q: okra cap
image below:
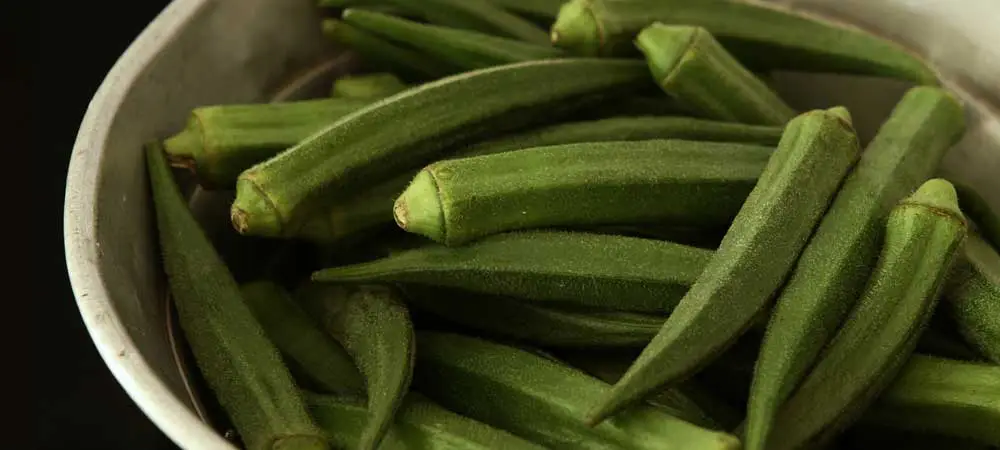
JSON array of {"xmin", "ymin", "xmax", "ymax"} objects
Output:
[
  {"xmin": 635, "ymin": 23, "xmax": 701, "ymax": 86},
  {"xmin": 232, "ymin": 178, "xmax": 285, "ymax": 237},
  {"xmin": 393, "ymin": 170, "xmax": 446, "ymax": 243},
  {"xmin": 899, "ymin": 178, "xmax": 966, "ymax": 223},
  {"xmin": 551, "ymin": 0, "xmax": 603, "ymax": 55}
]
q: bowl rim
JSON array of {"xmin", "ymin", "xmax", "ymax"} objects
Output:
[{"xmin": 62, "ymin": 0, "xmax": 235, "ymax": 448}]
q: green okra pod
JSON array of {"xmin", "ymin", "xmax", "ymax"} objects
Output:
[
  {"xmin": 414, "ymin": 332, "xmax": 741, "ymax": 450},
  {"xmin": 945, "ymin": 232, "xmax": 1000, "ymax": 364},
  {"xmin": 762, "ymin": 179, "xmax": 969, "ymax": 450},
  {"xmin": 636, "ymin": 23, "xmax": 795, "ymax": 125},
  {"xmin": 744, "ymin": 85, "xmax": 966, "ymax": 450},
  {"xmin": 163, "ymin": 97, "xmax": 372, "ymax": 189},
  {"xmin": 321, "ymin": 19, "xmax": 456, "ymax": 82},
  {"xmin": 394, "ymin": 140, "xmax": 773, "ymax": 246},
  {"xmin": 860, "ymin": 354, "xmax": 1000, "ymax": 445},
  {"xmin": 298, "ymin": 284, "xmax": 415, "ymax": 450},
  {"xmin": 231, "ymin": 59, "xmax": 651, "ymax": 238},
  {"xmin": 145, "ymin": 143, "xmax": 327, "ymax": 450},
  {"xmin": 587, "ymin": 106, "xmax": 861, "ymax": 425},
  {"xmin": 401, "ymin": 284, "xmax": 666, "ymax": 348},
  {"xmin": 486, "ymin": 0, "xmax": 564, "ymax": 22},
  {"xmin": 466, "ymin": 116, "xmax": 784, "ymax": 155},
  {"xmin": 239, "ymin": 281, "xmax": 364, "ymax": 395},
  {"xmin": 319, "ymin": 0, "xmax": 550, "ymax": 44},
  {"xmin": 313, "ymin": 230, "xmax": 713, "ymax": 313},
  {"xmin": 305, "ymin": 391, "xmax": 545, "ymax": 450},
  {"xmin": 550, "ymin": 0, "xmax": 939, "ymax": 85},
  {"xmin": 330, "ymin": 73, "xmax": 409, "ymax": 99},
  {"xmin": 342, "ymin": 9, "xmax": 564, "ymax": 71}
]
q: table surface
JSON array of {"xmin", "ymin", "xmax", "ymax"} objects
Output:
[{"xmin": 39, "ymin": 2, "xmax": 179, "ymax": 448}]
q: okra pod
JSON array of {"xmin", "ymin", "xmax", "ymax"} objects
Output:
[
  {"xmin": 146, "ymin": 143, "xmax": 326, "ymax": 450},
  {"xmin": 551, "ymin": 0, "xmax": 939, "ymax": 84},
  {"xmin": 321, "ymin": 19, "xmax": 456, "ymax": 82},
  {"xmin": 945, "ymin": 232, "xmax": 1000, "ymax": 364},
  {"xmin": 395, "ymin": 140, "xmax": 773, "ymax": 246},
  {"xmin": 342, "ymin": 9, "xmax": 564, "ymax": 71},
  {"xmin": 313, "ymin": 230, "xmax": 713, "ymax": 313},
  {"xmin": 636, "ymin": 23, "xmax": 795, "ymax": 125},
  {"xmin": 330, "ymin": 73, "xmax": 409, "ymax": 99}
]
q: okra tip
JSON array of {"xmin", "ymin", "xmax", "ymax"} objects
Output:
[
  {"xmin": 393, "ymin": 170, "xmax": 445, "ymax": 243},
  {"xmin": 550, "ymin": 0, "xmax": 602, "ymax": 55},
  {"xmin": 162, "ymin": 126, "xmax": 202, "ymax": 172},
  {"xmin": 824, "ymin": 106, "xmax": 854, "ymax": 127},
  {"xmin": 901, "ymin": 178, "xmax": 966, "ymax": 222},
  {"xmin": 232, "ymin": 178, "xmax": 284, "ymax": 237},
  {"xmin": 635, "ymin": 23, "xmax": 701, "ymax": 85}
]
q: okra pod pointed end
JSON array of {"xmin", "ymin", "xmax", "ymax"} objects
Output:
[
  {"xmin": 162, "ymin": 126, "xmax": 202, "ymax": 174},
  {"xmin": 393, "ymin": 170, "xmax": 446, "ymax": 244},
  {"xmin": 550, "ymin": 0, "xmax": 602, "ymax": 55},
  {"xmin": 232, "ymin": 177, "xmax": 285, "ymax": 237},
  {"xmin": 824, "ymin": 106, "xmax": 853, "ymax": 127},
  {"xmin": 901, "ymin": 178, "xmax": 966, "ymax": 223},
  {"xmin": 635, "ymin": 23, "xmax": 700, "ymax": 85}
]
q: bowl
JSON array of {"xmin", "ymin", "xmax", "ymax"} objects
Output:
[{"xmin": 64, "ymin": 0, "xmax": 1000, "ymax": 448}]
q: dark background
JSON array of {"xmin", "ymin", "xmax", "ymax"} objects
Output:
[{"xmin": 38, "ymin": 1, "xmax": 179, "ymax": 448}]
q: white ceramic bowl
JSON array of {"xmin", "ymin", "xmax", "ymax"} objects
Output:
[{"xmin": 64, "ymin": 0, "xmax": 1000, "ymax": 448}]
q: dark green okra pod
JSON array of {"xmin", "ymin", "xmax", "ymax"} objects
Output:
[
  {"xmin": 486, "ymin": 0, "xmax": 564, "ymax": 23},
  {"xmin": 146, "ymin": 143, "xmax": 327, "ymax": 450},
  {"xmin": 321, "ymin": 19, "xmax": 456, "ymax": 82},
  {"xmin": 313, "ymin": 230, "xmax": 713, "ymax": 313},
  {"xmin": 318, "ymin": 0, "xmax": 549, "ymax": 44},
  {"xmin": 763, "ymin": 179, "xmax": 969, "ymax": 450},
  {"xmin": 342, "ymin": 9, "xmax": 564, "ymax": 71},
  {"xmin": 394, "ymin": 140, "xmax": 773, "ymax": 246},
  {"xmin": 239, "ymin": 281, "xmax": 364, "ymax": 395},
  {"xmin": 587, "ymin": 106, "xmax": 861, "ymax": 425},
  {"xmin": 636, "ymin": 23, "xmax": 795, "ymax": 125},
  {"xmin": 860, "ymin": 354, "xmax": 1000, "ymax": 445},
  {"xmin": 331, "ymin": 73, "xmax": 409, "ymax": 99},
  {"xmin": 414, "ymin": 332, "xmax": 741, "ymax": 450},
  {"xmin": 550, "ymin": 0, "xmax": 939, "ymax": 84},
  {"xmin": 163, "ymin": 98, "xmax": 371, "ymax": 189},
  {"xmin": 944, "ymin": 232, "xmax": 1000, "ymax": 364},
  {"xmin": 306, "ymin": 391, "xmax": 545, "ymax": 450},
  {"xmin": 231, "ymin": 59, "xmax": 651, "ymax": 238},
  {"xmin": 401, "ymin": 284, "xmax": 666, "ymax": 348},
  {"xmin": 298, "ymin": 284, "xmax": 414, "ymax": 450},
  {"xmin": 745, "ymin": 85, "xmax": 966, "ymax": 450}
]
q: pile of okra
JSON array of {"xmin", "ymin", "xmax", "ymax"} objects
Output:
[{"xmin": 146, "ymin": 0, "xmax": 1000, "ymax": 449}]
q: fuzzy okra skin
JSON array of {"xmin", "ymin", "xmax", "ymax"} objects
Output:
[
  {"xmin": 320, "ymin": 19, "xmax": 456, "ymax": 82},
  {"xmin": 145, "ymin": 144, "xmax": 327, "ymax": 450},
  {"xmin": 395, "ymin": 139, "xmax": 773, "ymax": 246},
  {"xmin": 163, "ymin": 98, "xmax": 371, "ymax": 189},
  {"xmin": 550, "ymin": 0, "xmax": 939, "ymax": 85},
  {"xmin": 230, "ymin": 59, "xmax": 651, "ymax": 238},
  {"xmin": 744, "ymin": 85, "xmax": 966, "ymax": 450},
  {"xmin": 318, "ymin": 0, "xmax": 549, "ymax": 44},
  {"xmin": 762, "ymin": 179, "xmax": 968, "ymax": 450},
  {"xmin": 331, "ymin": 73, "xmax": 409, "ymax": 99},
  {"xmin": 414, "ymin": 332, "xmax": 741, "ymax": 450},
  {"xmin": 945, "ymin": 232, "xmax": 1000, "ymax": 364},
  {"xmin": 238, "ymin": 281, "xmax": 365, "ymax": 396},
  {"xmin": 401, "ymin": 284, "xmax": 667, "ymax": 348},
  {"xmin": 313, "ymin": 230, "xmax": 713, "ymax": 313},
  {"xmin": 305, "ymin": 392, "xmax": 545, "ymax": 450},
  {"xmin": 296, "ymin": 116, "xmax": 781, "ymax": 245},
  {"xmin": 487, "ymin": 0, "xmax": 564, "ymax": 22},
  {"xmin": 636, "ymin": 24, "xmax": 795, "ymax": 126},
  {"xmin": 587, "ymin": 106, "xmax": 861, "ymax": 425},
  {"xmin": 298, "ymin": 284, "xmax": 414, "ymax": 450},
  {"xmin": 342, "ymin": 9, "xmax": 564, "ymax": 71},
  {"xmin": 861, "ymin": 354, "xmax": 1000, "ymax": 445}
]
